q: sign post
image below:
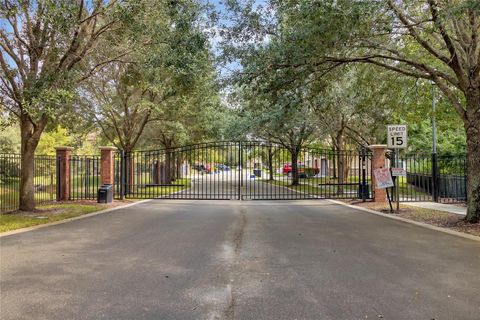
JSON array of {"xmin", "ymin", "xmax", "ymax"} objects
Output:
[
  {"xmin": 387, "ymin": 125, "xmax": 408, "ymax": 211},
  {"xmin": 373, "ymin": 167, "xmax": 395, "ymax": 212}
]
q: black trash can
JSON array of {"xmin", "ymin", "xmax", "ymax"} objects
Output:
[
  {"xmin": 98, "ymin": 184, "xmax": 113, "ymax": 203},
  {"xmin": 358, "ymin": 183, "xmax": 370, "ymax": 199},
  {"xmin": 253, "ymin": 169, "xmax": 262, "ymax": 177}
]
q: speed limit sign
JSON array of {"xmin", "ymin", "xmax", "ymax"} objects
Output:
[{"xmin": 387, "ymin": 125, "xmax": 408, "ymax": 149}]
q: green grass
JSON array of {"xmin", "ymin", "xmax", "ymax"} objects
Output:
[
  {"xmin": 393, "ymin": 176, "xmax": 430, "ymax": 199},
  {"xmin": 0, "ymin": 203, "xmax": 106, "ymax": 233},
  {"xmin": 1, "ymin": 175, "xmax": 193, "ymax": 210},
  {"xmin": 274, "ymin": 174, "xmax": 429, "ymax": 200},
  {"xmin": 1, "ymin": 181, "xmax": 56, "ymax": 212},
  {"xmin": 273, "ymin": 174, "xmax": 372, "ymax": 184},
  {"xmin": 126, "ymin": 178, "xmax": 192, "ymax": 199},
  {"xmin": 264, "ymin": 179, "xmax": 359, "ymax": 196},
  {"xmin": 70, "ymin": 175, "xmax": 100, "ymax": 199},
  {"xmin": 71, "ymin": 175, "xmax": 99, "ymax": 187}
]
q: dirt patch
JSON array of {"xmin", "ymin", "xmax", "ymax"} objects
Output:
[{"xmin": 342, "ymin": 200, "xmax": 480, "ymax": 238}]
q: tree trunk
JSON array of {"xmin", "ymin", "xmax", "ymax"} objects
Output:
[
  {"xmin": 171, "ymin": 152, "xmax": 176, "ymax": 181},
  {"xmin": 176, "ymin": 156, "xmax": 182, "ymax": 180},
  {"xmin": 291, "ymin": 148, "xmax": 299, "ymax": 186},
  {"xmin": 19, "ymin": 116, "xmax": 45, "ymax": 211},
  {"xmin": 164, "ymin": 148, "xmax": 173, "ymax": 185},
  {"xmin": 336, "ymin": 131, "xmax": 344, "ymax": 195},
  {"xmin": 268, "ymin": 146, "xmax": 274, "ymax": 181},
  {"xmin": 344, "ymin": 154, "xmax": 353, "ymax": 181},
  {"xmin": 464, "ymin": 94, "xmax": 480, "ymax": 223},
  {"xmin": 122, "ymin": 146, "xmax": 135, "ymax": 194},
  {"xmin": 331, "ymin": 137, "xmax": 337, "ymax": 179},
  {"xmin": 19, "ymin": 144, "xmax": 36, "ymax": 211}
]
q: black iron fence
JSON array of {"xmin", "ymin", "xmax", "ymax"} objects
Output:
[
  {"xmin": 4, "ymin": 146, "xmax": 463, "ymax": 209},
  {"xmin": 240, "ymin": 141, "xmax": 372, "ymax": 200},
  {"xmin": 114, "ymin": 142, "xmax": 372, "ymax": 200},
  {"xmin": 391, "ymin": 152, "xmax": 467, "ymax": 203},
  {"xmin": 69, "ymin": 155, "xmax": 101, "ymax": 200},
  {"xmin": 114, "ymin": 142, "xmax": 240, "ymax": 200},
  {"xmin": 34, "ymin": 155, "xmax": 57, "ymax": 204},
  {"xmin": 1, "ymin": 154, "xmax": 57, "ymax": 213}
]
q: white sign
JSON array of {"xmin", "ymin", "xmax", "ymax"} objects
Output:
[
  {"xmin": 373, "ymin": 168, "xmax": 394, "ymax": 189},
  {"xmin": 391, "ymin": 168, "xmax": 406, "ymax": 177},
  {"xmin": 387, "ymin": 125, "xmax": 408, "ymax": 149}
]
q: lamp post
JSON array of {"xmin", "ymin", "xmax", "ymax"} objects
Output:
[
  {"xmin": 431, "ymin": 80, "xmax": 439, "ymax": 201},
  {"xmin": 431, "ymin": 81, "xmax": 437, "ymax": 154}
]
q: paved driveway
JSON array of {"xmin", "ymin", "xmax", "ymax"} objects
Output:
[{"xmin": 1, "ymin": 200, "xmax": 479, "ymax": 319}]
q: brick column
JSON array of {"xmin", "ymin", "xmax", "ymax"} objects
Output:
[
  {"xmin": 56, "ymin": 147, "xmax": 73, "ymax": 201},
  {"xmin": 369, "ymin": 144, "xmax": 388, "ymax": 203},
  {"xmin": 100, "ymin": 147, "xmax": 117, "ymax": 186}
]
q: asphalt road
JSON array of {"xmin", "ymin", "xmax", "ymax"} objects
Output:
[
  {"xmin": 176, "ymin": 169, "xmax": 303, "ymax": 200},
  {"xmin": 177, "ymin": 169, "xmax": 333, "ymax": 200},
  {"xmin": 1, "ymin": 200, "xmax": 479, "ymax": 320}
]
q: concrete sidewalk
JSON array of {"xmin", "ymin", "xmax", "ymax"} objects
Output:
[{"xmin": 403, "ymin": 201, "xmax": 467, "ymax": 215}]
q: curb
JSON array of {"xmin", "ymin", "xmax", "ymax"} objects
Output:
[
  {"xmin": 328, "ymin": 199, "xmax": 480, "ymax": 242},
  {"xmin": 0, "ymin": 199, "xmax": 153, "ymax": 238}
]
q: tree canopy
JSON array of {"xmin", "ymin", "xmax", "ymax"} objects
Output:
[{"xmin": 1, "ymin": 0, "xmax": 478, "ymax": 222}]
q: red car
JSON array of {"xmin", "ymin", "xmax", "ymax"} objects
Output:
[
  {"xmin": 283, "ymin": 163, "xmax": 319, "ymax": 177},
  {"xmin": 283, "ymin": 163, "xmax": 305, "ymax": 175}
]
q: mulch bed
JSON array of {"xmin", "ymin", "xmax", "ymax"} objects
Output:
[{"xmin": 342, "ymin": 199, "xmax": 480, "ymax": 238}]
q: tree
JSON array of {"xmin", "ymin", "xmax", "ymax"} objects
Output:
[
  {"xmin": 0, "ymin": 124, "xmax": 20, "ymax": 153},
  {"xmin": 81, "ymin": 61, "xmax": 171, "ymax": 155},
  {"xmin": 304, "ymin": 66, "xmax": 387, "ymax": 191},
  {"xmin": 0, "ymin": 0, "xmax": 134, "ymax": 210},
  {"xmin": 328, "ymin": 0, "xmax": 480, "ymax": 223},
  {"xmin": 81, "ymin": 0, "xmax": 214, "ymax": 156},
  {"xmin": 389, "ymin": 79, "xmax": 467, "ymax": 156},
  {"xmin": 138, "ymin": 64, "xmax": 221, "ymax": 182},
  {"xmin": 227, "ymin": 76, "xmax": 316, "ymax": 186},
  {"xmin": 35, "ymin": 126, "xmax": 72, "ymax": 155},
  {"xmin": 222, "ymin": 0, "xmax": 480, "ymax": 223}
]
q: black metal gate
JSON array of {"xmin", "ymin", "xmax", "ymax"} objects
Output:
[{"xmin": 114, "ymin": 141, "xmax": 372, "ymax": 200}]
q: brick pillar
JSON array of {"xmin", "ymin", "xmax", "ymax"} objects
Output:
[
  {"xmin": 100, "ymin": 147, "xmax": 117, "ymax": 187},
  {"xmin": 56, "ymin": 147, "xmax": 73, "ymax": 201},
  {"xmin": 369, "ymin": 144, "xmax": 388, "ymax": 203}
]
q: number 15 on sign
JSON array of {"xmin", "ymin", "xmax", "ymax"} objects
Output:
[{"xmin": 387, "ymin": 125, "xmax": 408, "ymax": 149}]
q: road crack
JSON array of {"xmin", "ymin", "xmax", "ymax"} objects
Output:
[
  {"xmin": 233, "ymin": 208, "xmax": 247, "ymax": 254},
  {"xmin": 224, "ymin": 284, "xmax": 236, "ymax": 320},
  {"xmin": 222, "ymin": 206, "xmax": 247, "ymax": 320}
]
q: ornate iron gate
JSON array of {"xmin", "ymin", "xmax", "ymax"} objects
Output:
[{"xmin": 114, "ymin": 142, "xmax": 372, "ymax": 200}]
